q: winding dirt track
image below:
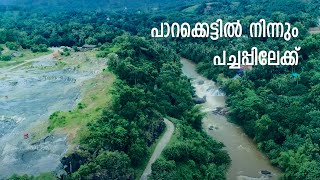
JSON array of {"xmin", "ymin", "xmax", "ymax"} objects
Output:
[
  {"xmin": 140, "ymin": 118, "xmax": 174, "ymax": 180},
  {"xmin": 7, "ymin": 48, "xmax": 61, "ymax": 71}
]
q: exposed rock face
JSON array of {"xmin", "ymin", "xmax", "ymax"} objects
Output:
[
  {"xmin": 0, "ymin": 50, "xmax": 104, "ymax": 178},
  {"xmin": 193, "ymin": 95, "xmax": 206, "ymax": 104},
  {"xmin": 212, "ymin": 107, "xmax": 229, "ymax": 115}
]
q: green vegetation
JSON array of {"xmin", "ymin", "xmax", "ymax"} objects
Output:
[
  {"xmin": 216, "ymin": 36, "xmax": 320, "ymax": 179},
  {"xmin": 169, "ymin": 1, "xmax": 320, "ymax": 179},
  {"xmin": 2, "ymin": 0, "xmax": 320, "ymax": 179},
  {"xmin": 0, "ymin": 48, "xmax": 52, "ymax": 68},
  {"xmin": 1, "ymin": 55, "xmax": 11, "ymax": 61},
  {"xmin": 8, "ymin": 173, "xmax": 56, "ymax": 180},
  {"xmin": 31, "ymin": 44, "xmax": 48, "ymax": 53},
  {"xmin": 61, "ymin": 48, "xmax": 71, "ymax": 56},
  {"xmin": 12, "ymin": 50, "xmax": 52, "ymax": 61},
  {"xmin": 54, "ymin": 61, "xmax": 67, "ymax": 68},
  {"xmin": 134, "ymin": 126, "xmax": 166, "ymax": 179},
  {"xmin": 47, "ymin": 71, "xmax": 115, "ymax": 144},
  {"xmin": 54, "ymin": 35, "xmax": 229, "ymax": 179},
  {"xmin": 6, "ymin": 42, "xmax": 19, "ymax": 50},
  {"xmin": 150, "ymin": 117, "xmax": 229, "ymax": 179}
]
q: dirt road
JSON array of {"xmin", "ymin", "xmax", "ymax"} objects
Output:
[
  {"xmin": 140, "ymin": 118, "xmax": 174, "ymax": 180},
  {"xmin": 7, "ymin": 48, "xmax": 61, "ymax": 71}
]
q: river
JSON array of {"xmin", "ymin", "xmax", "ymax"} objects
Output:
[{"xmin": 180, "ymin": 58, "xmax": 281, "ymax": 180}]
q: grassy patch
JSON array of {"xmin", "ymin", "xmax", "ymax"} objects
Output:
[
  {"xmin": 96, "ymin": 44, "xmax": 121, "ymax": 57},
  {"xmin": 0, "ymin": 60, "xmax": 21, "ymax": 68},
  {"xmin": 109, "ymin": 45, "xmax": 120, "ymax": 53},
  {"xmin": 0, "ymin": 49, "xmax": 52, "ymax": 68},
  {"xmin": 47, "ymin": 70, "xmax": 115, "ymax": 145},
  {"xmin": 28, "ymin": 121, "xmax": 50, "ymax": 142},
  {"xmin": 55, "ymin": 60, "xmax": 67, "ymax": 67},
  {"xmin": 12, "ymin": 49, "xmax": 53, "ymax": 61}
]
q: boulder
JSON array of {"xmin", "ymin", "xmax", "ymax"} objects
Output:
[
  {"xmin": 193, "ymin": 95, "xmax": 206, "ymax": 104},
  {"xmin": 197, "ymin": 80, "xmax": 205, "ymax": 85},
  {"xmin": 261, "ymin": 170, "xmax": 272, "ymax": 175},
  {"xmin": 212, "ymin": 107, "xmax": 229, "ymax": 115}
]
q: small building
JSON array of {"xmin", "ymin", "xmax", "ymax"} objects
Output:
[{"xmin": 81, "ymin": 44, "xmax": 97, "ymax": 51}]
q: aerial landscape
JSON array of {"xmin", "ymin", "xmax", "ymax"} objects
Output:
[{"xmin": 0, "ymin": 0, "xmax": 319, "ymax": 180}]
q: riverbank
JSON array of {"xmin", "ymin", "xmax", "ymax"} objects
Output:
[{"xmin": 180, "ymin": 58, "xmax": 281, "ymax": 180}]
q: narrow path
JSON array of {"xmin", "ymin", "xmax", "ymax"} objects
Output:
[
  {"xmin": 140, "ymin": 118, "xmax": 174, "ymax": 180},
  {"xmin": 7, "ymin": 47, "xmax": 61, "ymax": 71}
]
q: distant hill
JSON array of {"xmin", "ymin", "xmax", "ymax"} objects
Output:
[{"xmin": 0, "ymin": 0, "xmax": 203, "ymax": 12}]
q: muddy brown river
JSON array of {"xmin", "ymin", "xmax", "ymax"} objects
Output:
[{"xmin": 181, "ymin": 58, "xmax": 281, "ymax": 180}]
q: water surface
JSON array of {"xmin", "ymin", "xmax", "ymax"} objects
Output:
[{"xmin": 181, "ymin": 58, "xmax": 281, "ymax": 180}]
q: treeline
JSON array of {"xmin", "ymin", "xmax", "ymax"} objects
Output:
[
  {"xmin": 150, "ymin": 119, "xmax": 230, "ymax": 179},
  {"xmin": 106, "ymin": 0, "xmax": 320, "ymax": 179},
  {"xmin": 217, "ymin": 35, "xmax": 320, "ymax": 180},
  {"xmin": 0, "ymin": 0, "xmax": 318, "ymax": 52},
  {"xmin": 1, "ymin": 0, "xmax": 202, "ymax": 12},
  {"xmin": 0, "ymin": 3, "xmax": 231, "ymax": 179},
  {"xmin": 0, "ymin": 12, "xmax": 122, "ymax": 48},
  {"xmin": 4, "ymin": 0, "xmax": 320, "ymax": 179},
  {"xmin": 167, "ymin": 0, "xmax": 320, "ymax": 179}
]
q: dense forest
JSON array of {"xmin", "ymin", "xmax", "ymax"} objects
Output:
[
  {"xmin": 176, "ymin": 1, "xmax": 320, "ymax": 179},
  {"xmin": 1, "ymin": 0, "xmax": 320, "ymax": 179}
]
